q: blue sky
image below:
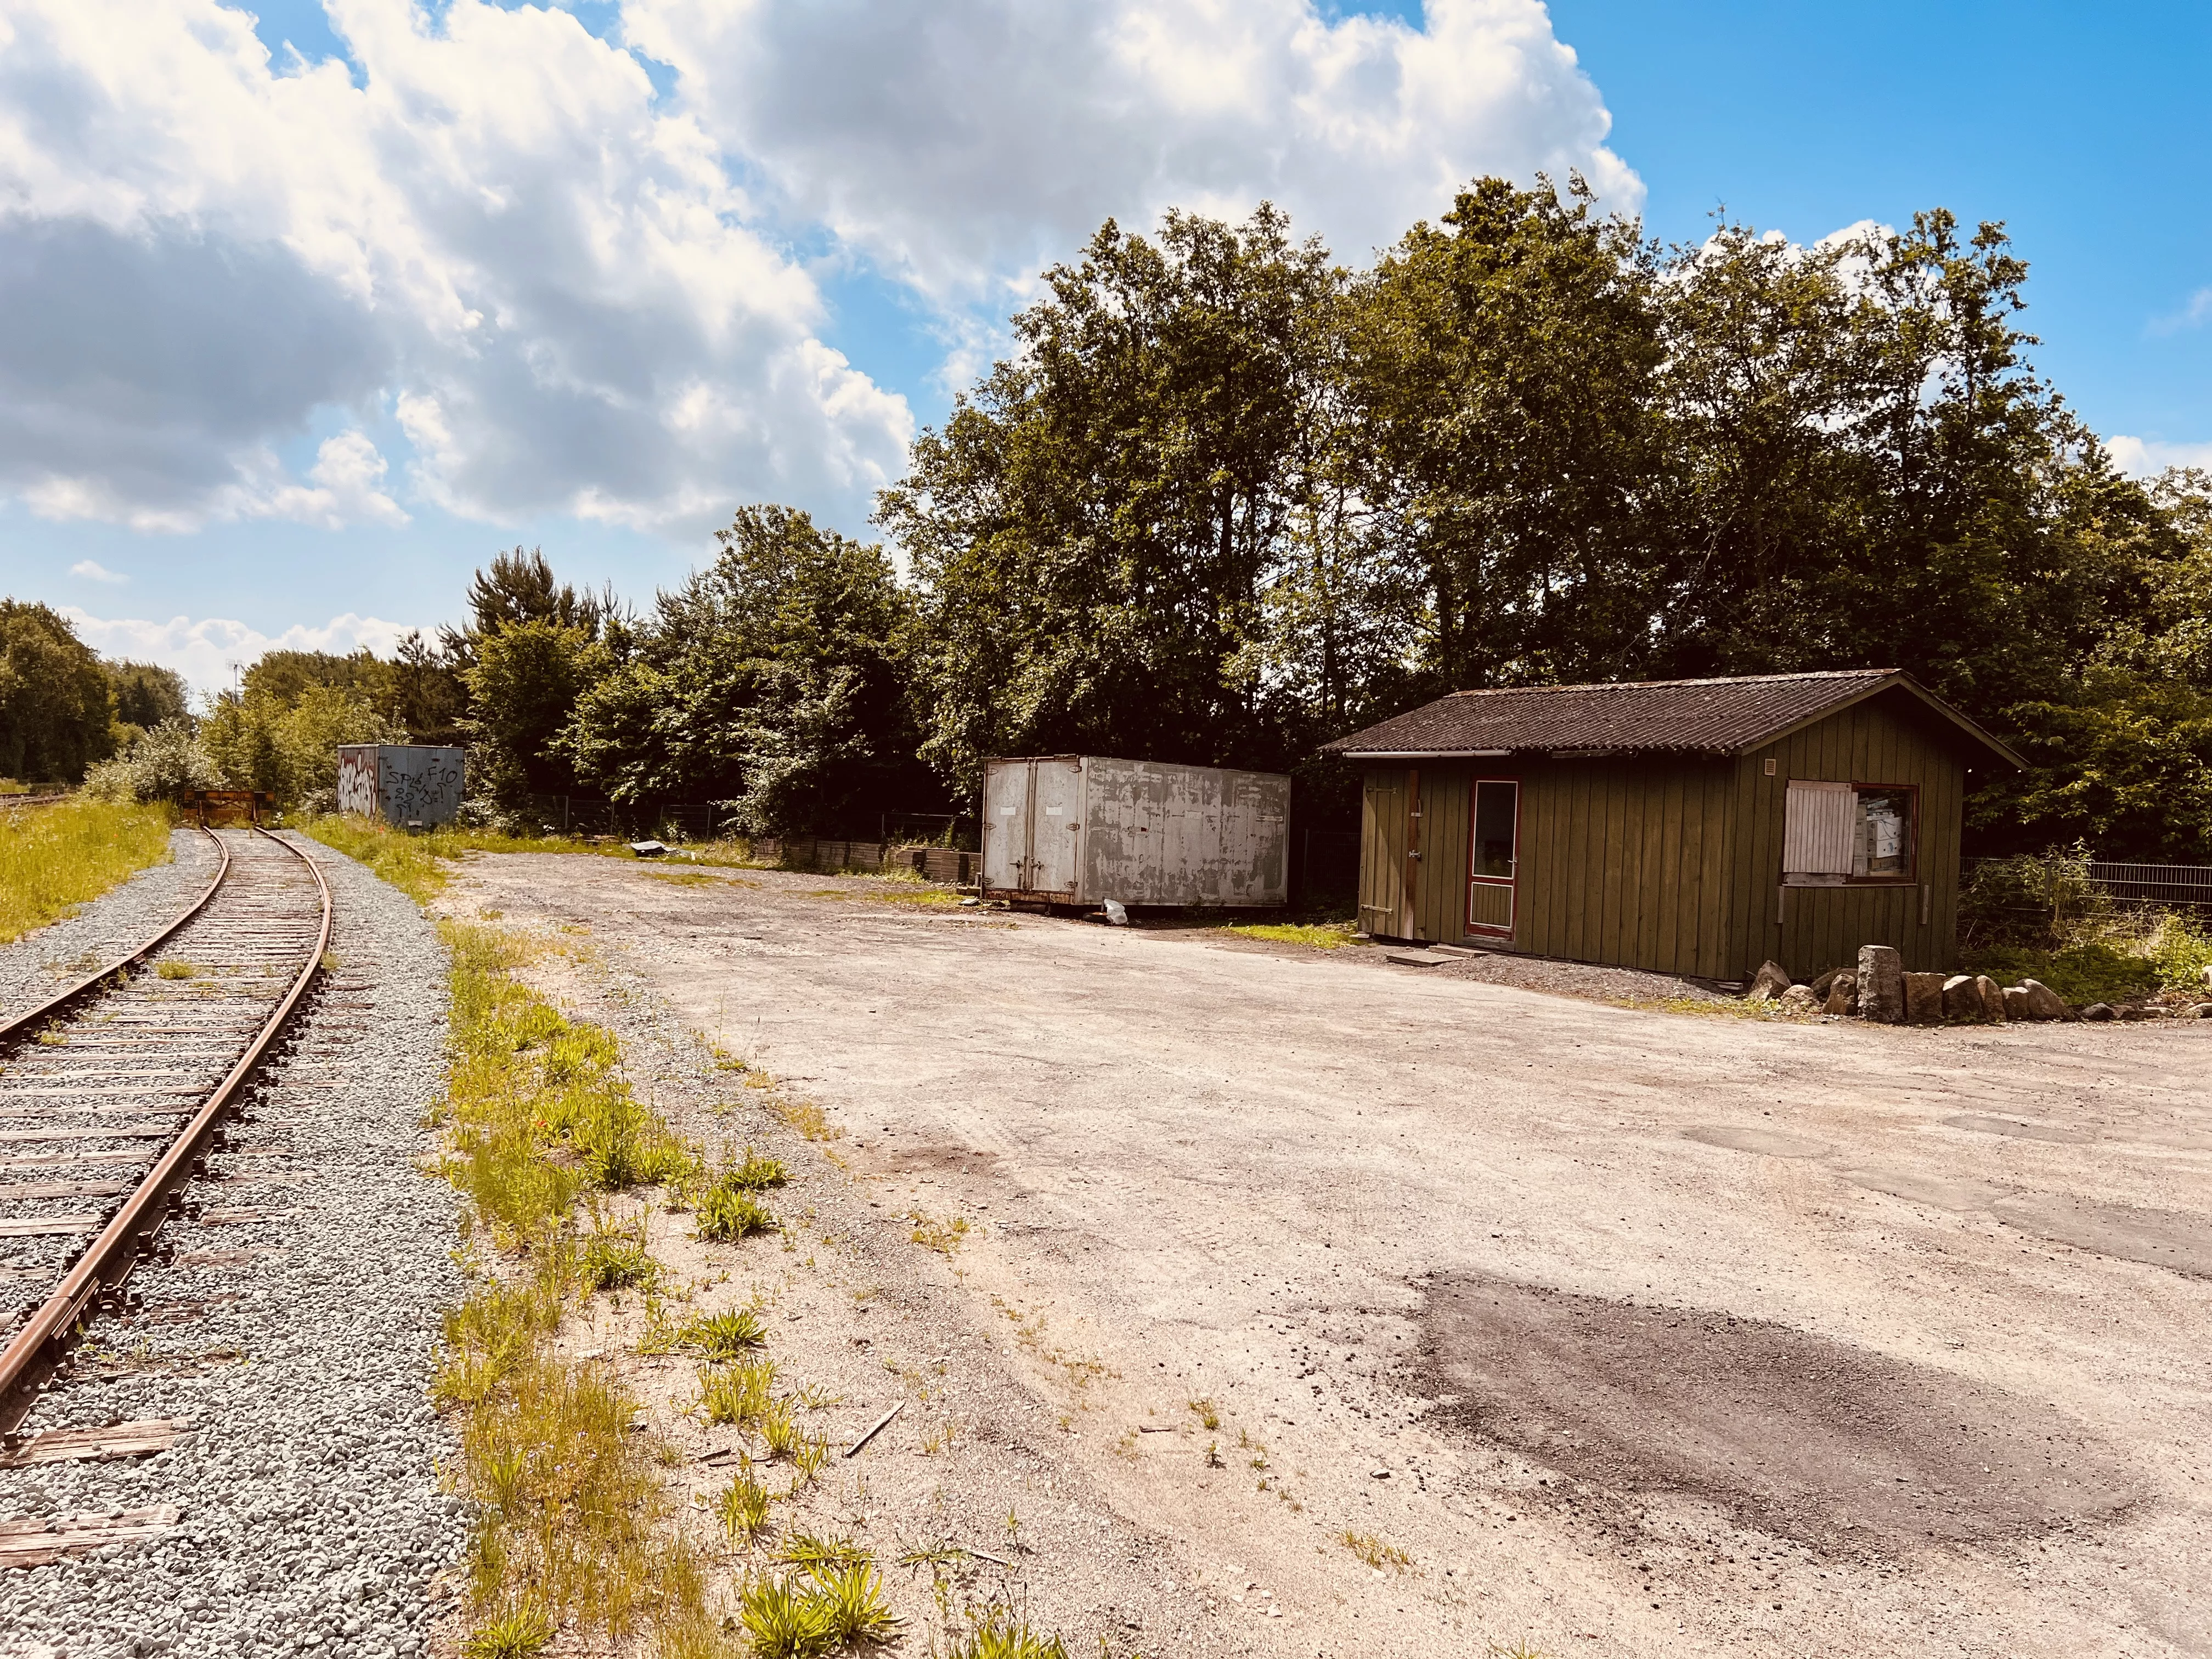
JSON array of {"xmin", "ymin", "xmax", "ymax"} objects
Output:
[{"xmin": 4, "ymin": 1, "xmax": 2207, "ymax": 689}]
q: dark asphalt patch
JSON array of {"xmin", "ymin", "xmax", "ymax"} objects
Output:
[{"xmin": 1417, "ymin": 1273, "xmax": 2136, "ymax": 1550}]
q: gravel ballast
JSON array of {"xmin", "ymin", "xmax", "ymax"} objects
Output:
[
  {"xmin": 0, "ymin": 828, "xmax": 220, "ymax": 1019},
  {"xmin": 0, "ymin": 832, "xmax": 464, "ymax": 1659}
]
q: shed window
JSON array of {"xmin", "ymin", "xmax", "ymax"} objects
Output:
[
  {"xmin": 1785, "ymin": 780, "xmax": 1916, "ymax": 883},
  {"xmin": 1853, "ymin": 787, "xmax": 1915, "ymax": 878}
]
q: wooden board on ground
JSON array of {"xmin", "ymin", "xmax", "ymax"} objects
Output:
[
  {"xmin": 0, "ymin": 1505, "xmax": 183, "ymax": 1566},
  {"xmin": 1, "ymin": 1419, "xmax": 191, "ymax": 1468}
]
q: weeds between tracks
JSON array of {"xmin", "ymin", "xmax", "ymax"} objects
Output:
[{"xmin": 0, "ymin": 795, "xmax": 173, "ymax": 944}]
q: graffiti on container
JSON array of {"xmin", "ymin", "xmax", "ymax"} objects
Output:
[
  {"xmin": 382, "ymin": 758, "xmax": 464, "ymax": 823},
  {"xmin": 334, "ymin": 745, "xmax": 465, "ymax": 826},
  {"xmin": 335, "ymin": 747, "xmax": 380, "ymax": 817}
]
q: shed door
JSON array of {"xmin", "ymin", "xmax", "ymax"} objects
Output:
[
  {"xmin": 981, "ymin": 763, "xmax": 1030, "ymax": 891},
  {"xmin": 1026, "ymin": 759, "xmax": 1085, "ymax": 896},
  {"xmin": 1359, "ymin": 770, "xmax": 1409, "ymax": 937},
  {"xmin": 1466, "ymin": 778, "xmax": 1519, "ymax": 937}
]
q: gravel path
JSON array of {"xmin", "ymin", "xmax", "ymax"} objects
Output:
[
  {"xmin": 0, "ymin": 829, "xmax": 219, "ymax": 1020},
  {"xmin": 0, "ymin": 834, "xmax": 464, "ymax": 1659}
]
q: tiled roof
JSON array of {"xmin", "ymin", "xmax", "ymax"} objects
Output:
[{"xmin": 1326, "ymin": 670, "xmax": 1927, "ymax": 757}]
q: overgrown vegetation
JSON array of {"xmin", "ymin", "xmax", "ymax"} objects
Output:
[
  {"xmin": 432, "ymin": 921, "xmax": 714, "ymax": 1649},
  {"xmin": 1959, "ymin": 849, "xmax": 2212, "ymax": 1003},
  {"xmin": 0, "ymin": 795, "xmax": 173, "ymax": 944},
  {"xmin": 428, "ymin": 919, "xmax": 1029, "ymax": 1659}
]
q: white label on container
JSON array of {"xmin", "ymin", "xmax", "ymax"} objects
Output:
[
  {"xmin": 1045, "ymin": 806, "xmax": 1062, "ymax": 816},
  {"xmin": 1000, "ymin": 806, "xmax": 1017, "ymax": 815}
]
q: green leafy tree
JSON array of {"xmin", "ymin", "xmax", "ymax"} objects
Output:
[
  {"xmin": 1338, "ymin": 174, "xmax": 1668, "ymax": 697},
  {"xmin": 0, "ymin": 600, "xmax": 116, "ymax": 783},
  {"xmin": 561, "ymin": 506, "xmax": 932, "ymax": 833},
  {"xmin": 879, "ymin": 206, "xmax": 1342, "ymax": 791},
  {"xmin": 465, "ymin": 618, "xmax": 610, "ymax": 803},
  {"xmin": 103, "ymin": 660, "xmax": 189, "ymax": 734}
]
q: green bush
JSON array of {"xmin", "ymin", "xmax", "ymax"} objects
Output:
[{"xmin": 1963, "ymin": 941, "xmax": 2161, "ymax": 1006}]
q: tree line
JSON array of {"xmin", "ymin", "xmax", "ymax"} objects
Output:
[{"xmin": 18, "ymin": 178, "xmax": 2212, "ymax": 857}]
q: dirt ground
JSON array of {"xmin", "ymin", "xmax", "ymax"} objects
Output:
[{"xmin": 441, "ymin": 855, "xmax": 2212, "ymax": 1659}]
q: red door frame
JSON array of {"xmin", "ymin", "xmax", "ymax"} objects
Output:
[{"xmin": 1465, "ymin": 775, "xmax": 1521, "ymax": 939}]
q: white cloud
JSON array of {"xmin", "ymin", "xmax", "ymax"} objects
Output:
[
  {"xmin": 627, "ymin": 0, "xmax": 1639, "ymax": 301},
  {"xmin": 69, "ymin": 558, "xmax": 126, "ymax": 584},
  {"xmin": 2148, "ymin": 286, "xmax": 2212, "ymax": 337},
  {"xmin": 0, "ymin": 0, "xmax": 1630, "ymax": 539},
  {"xmin": 2106, "ymin": 435, "xmax": 2212, "ymax": 477},
  {"xmin": 61, "ymin": 608, "xmax": 414, "ymax": 697},
  {"xmin": 0, "ymin": 0, "xmax": 913, "ymax": 535}
]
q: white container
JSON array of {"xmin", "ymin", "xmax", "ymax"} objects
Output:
[
  {"xmin": 335, "ymin": 744, "xmax": 466, "ymax": 827},
  {"xmin": 980, "ymin": 755, "xmax": 1289, "ymax": 909}
]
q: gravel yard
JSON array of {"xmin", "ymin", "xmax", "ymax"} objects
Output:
[
  {"xmin": 443, "ymin": 853, "xmax": 2212, "ymax": 1659},
  {"xmin": 489, "ymin": 914, "xmax": 1229, "ymax": 1657},
  {"xmin": 0, "ymin": 834, "xmax": 464, "ymax": 1659}
]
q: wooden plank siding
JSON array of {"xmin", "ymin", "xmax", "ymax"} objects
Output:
[
  {"xmin": 1726, "ymin": 697, "xmax": 1966, "ymax": 979},
  {"xmin": 1352, "ymin": 686, "xmax": 1980, "ymax": 980}
]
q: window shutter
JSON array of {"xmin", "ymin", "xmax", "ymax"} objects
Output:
[{"xmin": 1784, "ymin": 780, "xmax": 1854, "ymax": 876}]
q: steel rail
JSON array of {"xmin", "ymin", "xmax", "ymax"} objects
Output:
[
  {"xmin": 0, "ymin": 825, "xmax": 231, "ymax": 1046},
  {"xmin": 0, "ymin": 825, "xmax": 332, "ymax": 1430}
]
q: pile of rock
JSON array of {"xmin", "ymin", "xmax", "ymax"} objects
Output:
[{"xmin": 1746, "ymin": 946, "xmax": 2208, "ymax": 1025}]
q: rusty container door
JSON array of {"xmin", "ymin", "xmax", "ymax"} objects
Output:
[{"xmin": 1026, "ymin": 758, "xmax": 1086, "ymax": 898}]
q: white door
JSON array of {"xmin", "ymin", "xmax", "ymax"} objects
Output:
[
  {"xmin": 1026, "ymin": 759, "xmax": 1085, "ymax": 896},
  {"xmin": 981, "ymin": 761, "xmax": 1030, "ymax": 892}
]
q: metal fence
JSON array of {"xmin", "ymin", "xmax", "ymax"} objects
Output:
[{"xmin": 2085, "ymin": 861, "xmax": 2212, "ymax": 908}]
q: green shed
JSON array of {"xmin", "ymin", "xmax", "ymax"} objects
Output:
[{"xmin": 1324, "ymin": 670, "xmax": 2022, "ymax": 983}]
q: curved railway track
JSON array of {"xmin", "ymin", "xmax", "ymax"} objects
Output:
[{"xmin": 0, "ymin": 824, "xmax": 330, "ymax": 1432}]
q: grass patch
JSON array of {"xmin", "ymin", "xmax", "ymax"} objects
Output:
[
  {"xmin": 1226, "ymin": 919, "xmax": 1359, "ymax": 950},
  {"xmin": 0, "ymin": 797, "xmax": 173, "ymax": 945},
  {"xmin": 735, "ymin": 1562, "xmax": 898, "ymax": 1655},
  {"xmin": 942, "ymin": 1608, "xmax": 1070, "ymax": 1659},
  {"xmin": 700, "ymin": 1357, "xmax": 779, "ymax": 1427},
  {"xmin": 716, "ymin": 1464, "xmax": 774, "ymax": 1545},
  {"xmin": 155, "ymin": 959, "xmax": 199, "ymax": 980},
  {"xmin": 679, "ymin": 1307, "xmax": 766, "ymax": 1359},
  {"xmin": 910, "ymin": 1214, "xmax": 970, "ymax": 1255},
  {"xmin": 1340, "ymin": 1529, "xmax": 1412, "ymax": 1572},
  {"xmin": 297, "ymin": 814, "xmax": 591, "ymax": 904},
  {"xmin": 696, "ymin": 1181, "xmax": 778, "ymax": 1242},
  {"xmin": 432, "ymin": 919, "xmax": 718, "ymax": 1652}
]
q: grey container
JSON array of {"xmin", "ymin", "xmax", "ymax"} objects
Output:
[
  {"xmin": 335, "ymin": 744, "xmax": 466, "ymax": 827},
  {"xmin": 980, "ymin": 755, "xmax": 1289, "ymax": 909}
]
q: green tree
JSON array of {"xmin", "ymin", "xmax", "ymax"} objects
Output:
[
  {"xmin": 879, "ymin": 206, "xmax": 1342, "ymax": 791},
  {"xmin": 1339, "ymin": 174, "xmax": 1668, "ymax": 697},
  {"xmin": 0, "ymin": 600, "xmax": 115, "ymax": 783},
  {"xmin": 465, "ymin": 618, "xmax": 608, "ymax": 803},
  {"xmin": 561, "ymin": 506, "xmax": 931, "ymax": 833},
  {"xmin": 103, "ymin": 660, "xmax": 189, "ymax": 733}
]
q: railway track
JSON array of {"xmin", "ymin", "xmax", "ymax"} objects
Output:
[{"xmin": 0, "ymin": 823, "xmax": 330, "ymax": 1436}]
